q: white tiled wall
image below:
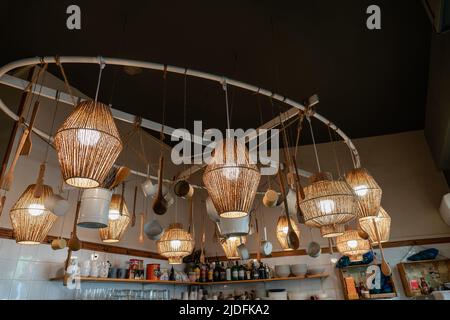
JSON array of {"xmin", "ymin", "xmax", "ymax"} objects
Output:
[{"xmin": 1, "ymin": 238, "xmax": 450, "ymax": 300}]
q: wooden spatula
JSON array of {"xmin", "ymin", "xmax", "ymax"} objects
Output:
[
  {"xmin": 20, "ymin": 101, "xmax": 40, "ymax": 156},
  {"xmin": 0, "ymin": 195, "xmax": 6, "ymax": 218},
  {"xmin": 373, "ymin": 219, "xmax": 392, "ymax": 276},
  {"xmin": 131, "ymin": 185, "xmax": 137, "ymax": 227},
  {"xmin": 138, "ymin": 213, "xmax": 145, "ymax": 243}
]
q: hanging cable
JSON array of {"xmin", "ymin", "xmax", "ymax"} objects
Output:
[
  {"xmin": 43, "ymin": 90, "xmax": 60, "ymax": 164},
  {"xmin": 328, "ymin": 124, "xmax": 342, "ymax": 178},
  {"xmin": 222, "ymin": 79, "xmax": 231, "ymax": 134},
  {"xmin": 94, "ymin": 57, "xmax": 106, "ymax": 103},
  {"xmin": 307, "ymin": 116, "xmax": 321, "ymax": 172}
]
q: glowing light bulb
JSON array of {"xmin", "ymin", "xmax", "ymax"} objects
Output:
[
  {"xmin": 76, "ymin": 129, "xmax": 100, "ymax": 146},
  {"xmin": 109, "ymin": 209, "xmax": 120, "ymax": 220},
  {"xmin": 28, "ymin": 203, "xmax": 45, "ymax": 216},
  {"xmin": 170, "ymin": 240, "xmax": 181, "ymax": 250},
  {"xmin": 222, "ymin": 167, "xmax": 240, "ymax": 181},
  {"xmin": 354, "ymin": 185, "xmax": 368, "ymax": 197},
  {"xmin": 318, "ymin": 199, "xmax": 335, "ymax": 214},
  {"xmin": 347, "ymin": 240, "xmax": 358, "ymax": 249}
]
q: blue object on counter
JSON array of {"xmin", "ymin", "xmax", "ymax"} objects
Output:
[
  {"xmin": 407, "ymin": 248, "xmax": 439, "ymax": 261},
  {"xmin": 336, "ymin": 251, "xmax": 374, "ymax": 268}
]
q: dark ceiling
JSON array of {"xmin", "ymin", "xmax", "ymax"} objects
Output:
[{"xmin": 0, "ymin": 0, "xmax": 432, "ymax": 145}]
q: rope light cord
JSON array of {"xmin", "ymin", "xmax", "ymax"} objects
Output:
[
  {"xmin": 222, "ymin": 79, "xmax": 231, "ymax": 135},
  {"xmin": 94, "ymin": 58, "xmax": 106, "ymax": 103},
  {"xmin": 43, "ymin": 90, "xmax": 60, "ymax": 164}
]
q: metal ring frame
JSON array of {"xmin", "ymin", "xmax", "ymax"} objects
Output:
[{"xmin": 0, "ymin": 56, "xmax": 361, "ymax": 187}]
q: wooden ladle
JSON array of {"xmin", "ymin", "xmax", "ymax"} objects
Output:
[
  {"xmin": 277, "ymin": 167, "xmax": 299, "ymax": 250},
  {"xmin": 373, "ymin": 219, "xmax": 392, "ymax": 276},
  {"xmin": 21, "ymin": 101, "xmax": 40, "ymax": 156},
  {"xmin": 68, "ymin": 201, "xmax": 82, "ymax": 251},
  {"xmin": 152, "ymin": 155, "xmax": 167, "ymax": 215}
]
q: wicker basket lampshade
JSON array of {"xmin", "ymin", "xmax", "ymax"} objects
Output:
[
  {"xmin": 10, "ymin": 184, "xmax": 58, "ymax": 244},
  {"xmin": 345, "ymin": 168, "xmax": 382, "ymax": 220},
  {"xmin": 99, "ymin": 194, "xmax": 131, "ymax": 243},
  {"xmin": 54, "ymin": 100, "xmax": 123, "ymax": 189},
  {"xmin": 336, "ymin": 229, "xmax": 370, "ymax": 262},
  {"xmin": 359, "ymin": 207, "xmax": 391, "ymax": 245},
  {"xmin": 220, "ymin": 236, "xmax": 246, "ymax": 259},
  {"xmin": 299, "ymin": 172, "xmax": 357, "ymax": 228},
  {"xmin": 276, "ymin": 213, "xmax": 301, "ymax": 251},
  {"xmin": 157, "ymin": 223, "xmax": 194, "ymax": 264},
  {"xmin": 203, "ymin": 138, "xmax": 260, "ymax": 218},
  {"xmin": 320, "ymin": 223, "xmax": 345, "ymax": 238}
]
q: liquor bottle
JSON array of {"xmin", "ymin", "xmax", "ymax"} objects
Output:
[
  {"xmin": 252, "ymin": 262, "xmax": 259, "ymax": 280},
  {"xmin": 194, "ymin": 264, "xmax": 201, "ymax": 282},
  {"xmin": 245, "ymin": 263, "xmax": 252, "ymax": 280},
  {"xmin": 226, "ymin": 262, "xmax": 232, "ymax": 281},
  {"xmin": 232, "ymin": 261, "xmax": 239, "ymax": 281},
  {"xmin": 258, "ymin": 262, "xmax": 266, "ymax": 279},
  {"xmin": 265, "ymin": 264, "xmax": 271, "ymax": 279},
  {"xmin": 200, "ymin": 264, "xmax": 207, "ymax": 282},
  {"xmin": 208, "ymin": 262, "xmax": 214, "ymax": 282},
  {"xmin": 213, "ymin": 261, "xmax": 220, "ymax": 282},
  {"xmin": 220, "ymin": 262, "xmax": 226, "ymax": 281},
  {"xmin": 238, "ymin": 261, "xmax": 245, "ymax": 280},
  {"xmin": 169, "ymin": 266, "xmax": 175, "ymax": 281}
]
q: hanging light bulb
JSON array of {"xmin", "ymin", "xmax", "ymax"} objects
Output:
[
  {"xmin": 345, "ymin": 168, "xmax": 382, "ymax": 220},
  {"xmin": 99, "ymin": 194, "xmax": 130, "ymax": 243},
  {"xmin": 203, "ymin": 138, "xmax": 260, "ymax": 219},
  {"xmin": 336, "ymin": 229, "xmax": 370, "ymax": 262},
  {"xmin": 157, "ymin": 223, "xmax": 194, "ymax": 264},
  {"xmin": 10, "ymin": 184, "xmax": 57, "ymax": 244},
  {"xmin": 54, "ymin": 100, "xmax": 123, "ymax": 188}
]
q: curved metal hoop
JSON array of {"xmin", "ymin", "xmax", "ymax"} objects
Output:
[{"xmin": 0, "ymin": 56, "xmax": 361, "ymax": 182}]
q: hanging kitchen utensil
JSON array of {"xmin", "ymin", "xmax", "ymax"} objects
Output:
[
  {"xmin": 259, "ymin": 205, "xmax": 273, "ymax": 256},
  {"xmin": 1, "ymin": 104, "xmax": 40, "ymax": 191},
  {"xmin": 306, "ymin": 227, "xmax": 322, "ymax": 258},
  {"xmin": 263, "ymin": 189, "xmax": 278, "ymax": 208},
  {"xmin": 206, "ymin": 196, "xmax": 220, "ymax": 222},
  {"xmin": 237, "ymin": 236, "xmax": 250, "ymax": 260},
  {"xmin": 119, "ymin": 182, "xmax": 125, "ymax": 216},
  {"xmin": 131, "ymin": 185, "xmax": 137, "ymax": 227},
  {"xmin": 144, "ymin": 192, "xmax": 163, "ymax": 240},
  {"xmin": 0, "ymin": 194, "xmax": 6, "ymax": 218},
  {"xmin": 291, "ymin": 156, "xmax": 305, "ymax": 224},
  {"xmin": 68, "ymin": 200, "xmax": 82, "ymax": 251},
  {"xmin": 174, "ymin": 180, "xmax": 192, "ymax": 198},
  {"xmin": 138, "ymin": 212, "xmax": 145, "ymax": 243},
  {"xmin": 199, "ymin": 207, "xmax": 206, "ymax": 264},
  {"xmin": 152, "ymin": 155, "xmax": 167, "ymax": 215},
  {"xmin": 21, "ymin": 101, "xmax": 41, "ymax": 156},
  {"xmin": 277, "ymin": 167, "xmax": 299, "ymax": 250},
  {"xmin": 255, "ymin": 216, "xmax": 261, "ymax": 261},
  {"xmin": 110, "ymin": 166, "xmax": 130, "ymax": 190},
  {"xmin": 373, "ymin": 219, "xmax": 392, "ymax": 276},
  {"xmin": 33, "ymin": 162, "xmax": 46, "ymax": 198}
]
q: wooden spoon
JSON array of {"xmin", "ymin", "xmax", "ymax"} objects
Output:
[
  {"xmin": 110, "ymin": 166, "xmax": 130, "ymax": 190},
  {"xmin": 68, "ymin": 201, "xmax": 82, "ymax": 251},
  {"xmin": 33, "ymin": 163, "xmax": 46, "ymax": 198},
  {"xmin": 152, "ymin": 155, "xmax": 167, "ymax": 215},
  {"xmin": 373, "ymin": 219, "xmax": 392, "ymax": 276},
  {"xmin": 277, "ymin": 167, "xmax": 299, "ymax": 250},
  {"xmin": 131, "ymin": 185, "xmax": 137, "ymax": 227},
  {"xmin": 138, "ymin": 213, "xmax": 145, "ymax": 243},
  {"xmin": 21, "ymin": 101, "xmax": 40, "ymax": 156},
  {"xmin": 0, "ymin": 195, "xmax": 6, "ymax": 218},
  {"xmin": 291, "ymin": 156, "xmax": 305, "ymax": 223},
  {"xmin": 255, "ymin": 217, "xmax": 261, "ymax": 261}
]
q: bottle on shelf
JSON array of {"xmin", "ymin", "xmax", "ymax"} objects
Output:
[
  {"xmin": 194, "ymin": 264, "xmax": 200, "ymax": 282},
  {"xmin": 169, "ymin": 266, "xmax": 175, "ymax": 281},
  {"xmin": 226, "ymin": 262, "xmax": 232, "ymax": 281},
  {"xmin": 232, "ymin": 261, "xmax": 239, "ymax": 281},
  {"xmin": 252, "ymin": 261, "xmax": 259, "ymax": 280},
  {"xmin": 220, "ymin": 262, "xmax": 226, "ymax": 281},
  {"xmin": 245, "ymin": 262, "xmax": 252, "ymax": 280},
  {"xmin": 208, "ymin": 262, "xmax": 214, "ymax": 282},
  {"xmin": 200, "ymin": 264, "xmax": 207, "ymax": 282},
  {"xmin": 265, "ymin": 264, "xmax": 271, "ymax": 279},
  {"xmin": 238, "ymin": 261, "xmax": 245, "ymax": 281},
  {"xmin": 258, "ymin": 261, "xmax": 266, "ymax": 279}
]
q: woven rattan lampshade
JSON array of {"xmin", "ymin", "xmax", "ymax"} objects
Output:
[
  {"xmin": 345, "ymin": 168, "xmax": 382, "ymax": 220},
  {"xmin": 157, "ymin": 223, "xmax": 194, "ymax": 264},
  {"xmin": 10, "ymin": 184, "xmax": 58, "ymax": 244},
  {"xmin": 276, "ymin": 214, "xmax": 301, "ymax": 251},
  {"xmin": 220, "ymin": 236, "xmax": 247, "ymax": 259},
  {"xmin": 99, "ymin": 194, "xmax": 130, "ymax": 243},
  {"xmin": 336, "ymin": 229, "xmax": 370, "ymax": 262},
  {"xmin": 54, "ymin": 100, "xmax": 122, "ymax": 188},
  {"xmin": 359, "ymin": 207, "xmax": 391, "ymax": 245},
  {"xmin": 320, "ymin": 224, "xmax": 345, "ymax": 238},
  {"xmin": 299, "ymin": 172, "xmax": 357, "ymax": 228},
  {"xmin": 203, "ymin": 138, "xmax": 260, "ymax": 218}
]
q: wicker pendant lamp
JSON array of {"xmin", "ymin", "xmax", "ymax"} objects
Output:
[
  {"xmin": 345, "ymin": 168, "xmax": 382, "ymax": 220},
  {"xmin": 276, "ymin": 214, "xmax": 301, "ymax": 251},
  {"xmin": 220, "ymin": 236, "xmax": 246, "ymax": 259},
  {"xmin": 299, "ymin": 172, "xmax": 357, "ymax": 228},
  {"xmin": 157, "ymin": 223, "xmax": 194, "ymax": 264},
  {"xmin": 10, "ymin": 184, "xmax": 58, "ymax": 244},
  {"xmin": 359, "ymin": 207, "xmax": 391, "ymax": 245},
  {"xmin": 320, "ymin": 223, "xmax": 345, "ymax": 238},
  {"xmin": 54, "ymin": 100, "xmax": 122, "ymax": 188},
  {"xmin": 203, "ymin": 138, "xmax": 260, "ymax": 218},
  {"xmin": 99, "ymin": 194, "xmax": 130, "ymax": 243},
  {"xmin": 336, "ymin": 229, "xmax": 370, "ymax": 262}
]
